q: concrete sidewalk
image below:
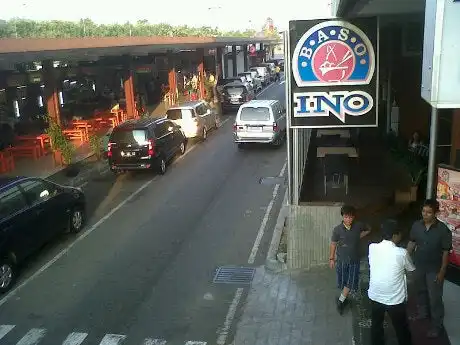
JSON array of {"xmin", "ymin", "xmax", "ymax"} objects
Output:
[{"xmin": 232, "ymin": 266, "xmax": 353, "ymax": 345}]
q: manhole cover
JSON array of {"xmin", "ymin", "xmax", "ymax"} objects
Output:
[
  {"xmin": 213, "ymin": 266, "xmax": 255, "ymax": 284},
  {"xmin": 259, "ymin": 176, "xmax": 285, "ymax": 185}
]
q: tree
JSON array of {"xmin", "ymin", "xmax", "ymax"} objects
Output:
[{"xmin": 0, "ymin": 18, "xmax": 257, "ymax": 39}]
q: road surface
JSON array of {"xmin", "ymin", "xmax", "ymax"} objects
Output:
[{"xmin": 0, "ymin": 80, "xmax": 287, "ymax": 345}]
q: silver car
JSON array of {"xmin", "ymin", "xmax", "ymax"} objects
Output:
[
  {"xmin": 238, "ymin": 71, "xmax": 262, "ymax": 93},
  {"xmin": 233, "ymin": 99, "xmax": 287, "ymax": 148},
  {"xmin": 166, "ymin": 101, "xmax": 219, "ymax": 140}
]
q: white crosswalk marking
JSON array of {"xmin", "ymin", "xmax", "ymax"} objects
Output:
[
  {"xmin": 99, "ymin": 334, "xmax": 127, "ymax": 345},
  {"xmin": 62, "ymin": 332, "xmax": 88, "ymax": 345},
  {"xmin": 0, "ymin": 325, "xmax": 208, "ymax": 344},
  {"xmin": 143, "ymin": 339, "xmax": 166, "ymax": 345},
  {"xmin": 16, "ymin": 328, "xmax": 46, "ymax": 345},
  {"xmin": 0, "ymin": 325, "xmax": 15, "ymax": 340}
]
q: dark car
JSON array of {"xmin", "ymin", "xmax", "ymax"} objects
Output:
[
  {"xmin": 107, "ymin": 117, "xmax": 187, "ymax": 174},
  {"xmin": 0, "ymin": 176, "xmax": 86, "ymax": 293},
  {"xmin": 221, "ymin": 82, "xmax": 256, "ymax": 114}
]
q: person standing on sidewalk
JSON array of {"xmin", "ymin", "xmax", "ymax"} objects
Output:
[
  {"xmin": 407, "ymin": 198, "xmax": 452, "ymax": 338},
  {"xmin": 368, "ymin": 219, "xmax": 415, "ymax": 345},
  {"xmin": 330, "ymin": 205, "xmax": 371, "ymax": 314}
]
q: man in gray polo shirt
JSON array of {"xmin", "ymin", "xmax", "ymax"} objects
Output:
[{"xmin": 407, "ymin": 198, "xmax": 452, "ymax": 338}]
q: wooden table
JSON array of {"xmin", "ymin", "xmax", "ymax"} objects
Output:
[
  {"xmin": 317, "ymin": 146, "xmax": 358, "ymax": 158},
  {"xmin": 316, "ymin": 129, "xmax": 351, "ymax": 138},
  {"xmin": 16, "ymin": 134, "xmax": 50, "ymax": 155}
]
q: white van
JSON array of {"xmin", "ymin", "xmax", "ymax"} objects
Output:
[{"xmin": 233, "ymin": 99, "xmax": 286, "ymax": 148}]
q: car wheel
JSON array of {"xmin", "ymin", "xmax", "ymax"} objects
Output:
[
  {"xmin": 202, "ymin": 127, "xmax": 208, "ymax": 141},
  {"xmin": 158, "ymin": 157, "xmax": 167, "ymax": 175},
  {"xmin": 0, "ymin": 259, "xmax": 16, "ymax": 294},
  {"xmin": 69, "ymin": 207, "xmax": 85, "ymax": 233},
  {"xmin": 179, "ymin": 141, "xmax": 186, "ymax": 155}
]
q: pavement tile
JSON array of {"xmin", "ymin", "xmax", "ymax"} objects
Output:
[{"xmin": 233, "ymin": 266, "xmax": 353, "ymax": 345}]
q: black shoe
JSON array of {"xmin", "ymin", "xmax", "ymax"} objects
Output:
[{"xmin": 336, "ymin": 298, "xmax": 345, "ymax": 315}]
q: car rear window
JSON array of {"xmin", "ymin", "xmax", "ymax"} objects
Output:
[
  {"xmin": 224, "ymin": 86, "xmax": 246, "ymax": 95},
  {"xmin": 239, "ymin": 107, "xmax": 271, "ymax": 121},
  {"xmin": 166, "ymin": 108, "xmax": 194, "ymax": 120},
  {"xmin": 111, "ymin": 129, "xmax": 147, "ymax": 144}
]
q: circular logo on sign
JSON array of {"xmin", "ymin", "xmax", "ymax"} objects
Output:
[{"xmin": 292, "ymin": 20, "xmax": 375, "ymax": 87}]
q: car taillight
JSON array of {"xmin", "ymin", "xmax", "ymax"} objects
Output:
[
  {"xmin": 148, "ymin": 139, "xmax": 155, "ymax": 156},
  {"xmin": 107, "ymin": 142, "xmax": 113, "ymax": 157},
  {"xmin": 273, "ymin": 122, "xmax": 279, "ymax": 132},
  {"xmin": 233, "ymin": 124, "xmax": 237, "ymax": 131}
]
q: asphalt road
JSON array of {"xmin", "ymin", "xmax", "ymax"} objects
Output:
[{"xmin": 0, "ymin": 80, "xmax": 287, "ymax": 345}]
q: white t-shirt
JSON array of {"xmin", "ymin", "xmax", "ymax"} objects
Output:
[{"xmin": 368, "ymin": 240, "xmax": 416, "ymax": 305}]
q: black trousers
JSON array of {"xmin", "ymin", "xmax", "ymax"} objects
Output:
[{"xmin": 371, "ymin": 300, "xmax": 412, "ymax": 345}]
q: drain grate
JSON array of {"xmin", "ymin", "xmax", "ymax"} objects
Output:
[{"xmin": 213, "ymin": 266, "xmax": 255, "ymax": 285}]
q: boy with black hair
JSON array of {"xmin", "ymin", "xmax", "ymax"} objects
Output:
[
  {"xmin": 330, "ymin": 205, "xmax": 371, "ymax": 314},
  {"xmin": 407, "ymin": 198, "xmax": 452, "ymax": 338},
  {"xmin": 368, "ymin": 219, "xmax": 415, "ymax": 345}
]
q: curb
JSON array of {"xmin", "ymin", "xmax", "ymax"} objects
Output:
[{"xmin": 265, "ymin": 189, "xmax": 289, "ymax": 272}]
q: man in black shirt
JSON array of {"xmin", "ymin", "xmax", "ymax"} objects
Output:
[
  {"xmin": 407, "ymin": 199, "xmax": 452, "ymax": 338},
  {"xmin": 330, "ymin": 205, "xmax": 371, "ymax": 314}
]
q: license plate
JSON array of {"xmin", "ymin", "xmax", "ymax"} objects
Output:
[
  {"xmin": 247, "ymin": 126, "xmax": 262, "ymax": 132},
  {"xmin": 121, "ymin": 151, "xmax": 134, "ymax": 157}
]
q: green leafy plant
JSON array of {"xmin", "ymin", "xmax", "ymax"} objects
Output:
[
  {"xmin": 89, "ymin": 133, "xmax": 103, "ymax": 160},
  {"xmin": 44, "ymin": 115, "xmax": 75, "ymax": 165}
]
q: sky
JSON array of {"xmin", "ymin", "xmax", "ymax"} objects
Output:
[{"xmin": 1, "ymin": 0, "xmax": 333, "ymax": 31}]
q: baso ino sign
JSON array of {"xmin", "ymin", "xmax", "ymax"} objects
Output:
[{"xmin": 287, "ymin": 18, "xmax": 379, "ymax": 128}]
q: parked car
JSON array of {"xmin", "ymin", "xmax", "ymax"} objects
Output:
[
  {"xmin": 258, "ymin": 62, "xmax": 276, "ymax": 81},
  {"xmin": 250, "ymin": 66, "xmax": 271, "ymax": 86},
  {"xmin": 238, "ymin": 71, "xmax": 262, "ymax": 93},
  {"xmin": 216, "ymin": 77, "xmax": 248, "ymax": 96},
  {"xmin": 233, "ymin": 99, "xmax": 287, "ymax": 148},
  {"xmin": 107, "ymin": 118, "xmax": 187, "ymax": 175},
  {"xmin": 166, "ymin": 101, "xmax": 219, "ymax": 140},
  {"xmin": 0, "ymin": 176, "xmax": 86, "ymax": 292},
  {"xmin": 221, "ymin": 82, "xmax": 256, "ymax": 114}
]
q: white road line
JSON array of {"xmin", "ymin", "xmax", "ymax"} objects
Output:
[
  {"xmin": 185, "ymin": 340, "xmax": 207, "ymax": 344},
  {"xmin": 279, "ymin": 80, "xmax": 286, "ymax": 85},
  {"xmin": 99, "ymin": 334, "xmax": 126, "ymax": 345},
  {"xmin": 247, "ymin": 161, "xmax": 287, "ymax": 264},
  {"xmin": 216, "ymin": 288, "xmax": 244, "ymax": 345},
  {"xmin": 62, "ymin": 332, "xmax": 88, "ymax": 345},
  {"xmin": 220, "ymin": 118, "xmax": 230, "ymax": 127},
  {"xmin": 16, "ymin": 328, "xmax": 46, "ymax": 345},
  {"xmin": 0, "ymin": 325, "xmax": 15, "ymax": 340},
  {"xmin": 256, "ymin": 82, "xmax": 278, "ymax": 97},
  {"xmin": 0, "ymin": 139, "xmax": 201, "ymax": 307},
  {"xmin": 143, "ymin": 339, "xmax": 166, "ymax": 345}
]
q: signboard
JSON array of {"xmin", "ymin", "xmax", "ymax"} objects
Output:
[
  {"xmin": 249, "ymin": 45, "xmax": 257, "ymax": 57},
  {"xmin": 421, "ymin": 0, "xmax": 460, "ymax": 108},
  {"xmin": 287, "ymin": 18, "xmax": 379, "ymax": 128},
  {"xmin": 436, "ymin": 164, "xmax": 460, "ymax": 267}
]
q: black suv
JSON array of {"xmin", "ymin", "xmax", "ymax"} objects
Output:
[
  {"xmin": 107, "ymin": 118, "xmax": 187, "ymax": 174},
  {"xmin": 0, "ymin": 176, "xmax": 86, "ymax": 293}
]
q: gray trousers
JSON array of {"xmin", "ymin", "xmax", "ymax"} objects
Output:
[{"xmin": 414, "ymin": 269, "xmax": 444, "ymax": 329}]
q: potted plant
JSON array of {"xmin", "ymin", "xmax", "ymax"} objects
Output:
[{"xmin": 45, "ymin": 115, "xmax": 75, "ymax": 166}]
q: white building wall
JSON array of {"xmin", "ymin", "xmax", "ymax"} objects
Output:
[{"xmin": 227, "ymin": 50, "xmax": 246, "ymax": 77}]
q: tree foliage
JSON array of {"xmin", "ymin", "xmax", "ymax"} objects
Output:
[{"xmin": 0, "ymin": 18, "xmax": 260, "ymax": 39}]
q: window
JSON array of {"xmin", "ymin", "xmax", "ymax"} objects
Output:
[
  {"xmin": 195, "ymin": 104, "xmax": 207, "ymax": 116},
  {"xmin": 111, "ymin": 129, "xmax": 147, "ymax": 145},
  {"xmin": 239, "ymin": 107, "xmax": 271, "ymax": 121},
  {"xmin": 0, "ymin": 186, "xmax": 28, "ymax": 219},
  {"xmin": 19, "ymin": 179, "xmax": 57, "ymax": 206},
  {"xmin": 155, "ymin": 122, "xmax": 169, "ymax": 137},
  {"xmin": 166, "ymin": 109, "xmax": 194, "ymax": 120}
]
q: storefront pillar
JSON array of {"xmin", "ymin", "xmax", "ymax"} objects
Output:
[
  {"xmin": 231, "ymin": 45, "xmax": 238, "ymax": 76},
  {"xmin": 123, "ymin": 69, "xmax": 136, "ymax": 118},
  {"xmin": 167, "ymin": 51, "xmax": 177, "ymax": 105},
  {"xmin": 243, "ymin": 44, "xmax": 249, "ymax": 71},
  {"xmin": 196, "ymin": 48, "xmax": 205, "ymax": 100},
  {"xmin": 216, "ymin": 47, "xmax": 224, "ymax": 80},
  {"xmin": 42, "ymin": 60, "xmax": 61, "ymax": 126},
  {"xmin": 426, "ymin": 107, "xmax": 439, "ymax": 198}
]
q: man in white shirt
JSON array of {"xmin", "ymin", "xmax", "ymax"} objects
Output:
[{"xmin": 368, "ymin": 219, "xmax": 415, "ymax": 345}]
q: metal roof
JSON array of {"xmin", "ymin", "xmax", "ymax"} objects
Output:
[{"xmin": 0, "ymin": 36, "xmax": 280, "ymax": 65}]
